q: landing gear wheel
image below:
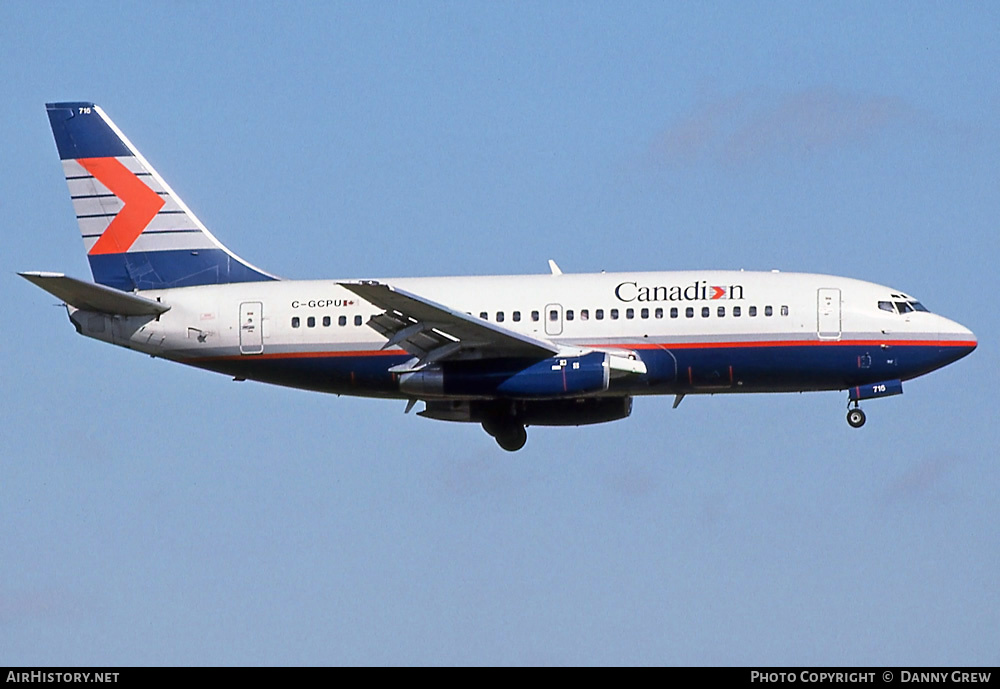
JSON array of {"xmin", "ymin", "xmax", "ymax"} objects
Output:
[
  {"xmin": 847, "ymin": 408, "xmax": 866, "ymax": 428},
  {"xmin": 495, "ymin": 425, "xmax": 527, "ymax": 452},
  {"xmin": 481, "ymin": 419, "xmax": 502, "ymax": 438}
]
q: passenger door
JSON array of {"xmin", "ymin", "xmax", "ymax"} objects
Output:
[
  {"xmin": 817, "ymin": 288, "xmax": 841, "ymax": 339},
  {"xmin": 239, "ymin": 301, "xmax": 264, "ymax": 354}
]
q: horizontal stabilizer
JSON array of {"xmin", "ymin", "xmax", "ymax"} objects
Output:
[{"xmin": 19, "ymin": 272, "xmax": 170, "ymax": 316}]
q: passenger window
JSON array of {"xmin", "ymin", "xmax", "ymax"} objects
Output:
[
  {"xmin": 640, "ymin": 308, "xmax": 649, "ymax": 319},
  {"xmin": 655, "ymin": 307, "xmax": 663, "ymax": 319},
  {"xmin": 549, "ymin": 309, "xmax": 559, "ymax": 321},
  {"xmin": 291, "ymin": 317, "xmax": 300, "ymax": 328},
  {"xmin": 701, "ymin": 307, "xmax": 709, "ymax": 318},
  {"xmin": 733, "ymin": 306, "xmax": 741, "ymax": 317},
  {"xmin": 307, "ymin": 316, "xmax": 315, "ymax": 328},
  {"xmin": 513, "ymin": 311, "xmax": 521, "ymax": 322},
  {"xmin": 531, "ymin": 311, "xmax": 540, "ymax": 322},
  {"xmin": 611, "ymin": 309, "xmax": 619, "ymax": 320},
  {"xmin": 686, "ymin": 307, "xmax": 694, "ymax": 318},
  {"xmin": 323, "ymin": 316, "xmax": 331, "ymax": 327},
  {"xmin": 354, "ymin": 315, "xmax": 363, "ymax": 326},
  {"xmin": 626, "ymin": 308, "xmax": 634, "ymax": 319},
  {"xmin": 580, "ymin": 309, "xmax": 589, "ymax": 320},
  {"xmin": 765, "ymin": 306, "xmax": 773, "ymax": 317},
  {"xmin": 566, "ymin": 310, "xmax": 574, "ymax": 321},
  {"xmin": 878, "ymin": 301, "xmax": 895, "ymax": 313},
  {"xmin": 596, "ymin": 309, "xmax": 604, "ymax": 320},
  {"xmin": 749, "ymin": 306, "xmax": 757, "ymax": 317},
  {"xmin": 480, "ymin": 312, "xmax": 488, "ymax": 320},
  {"xmin": 718, "ymin": 306, "xmax": 725, "ymax": 317},
  {"xmin": 781, "ymin": 305, "xmax": 789, "ymax": 316},
  {"xmin": 496, "ymin": 311, "xmax": 505, "ymax": 322},
  {"xmin": 670, "ymin": 307, "xmax": 678, "ymax": 319},
  {"xmin": 339, "ymin": 315, "xmax": 347, "ymax": 326}
]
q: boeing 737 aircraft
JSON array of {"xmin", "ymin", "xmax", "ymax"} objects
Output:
[{"xmin": 22, "ymin": 102, "xmax": 977, "ymax": 450}]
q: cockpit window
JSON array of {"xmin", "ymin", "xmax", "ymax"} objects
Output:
[{"xmin": 880, "ymin": 299, "xmax": 931, "ymax": 314}]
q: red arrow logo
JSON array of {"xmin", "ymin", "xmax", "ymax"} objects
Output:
[
  {"xmin": 78, "ymin": 157, "xmax": 165, "ymax": 255},
  {"xmin": 711, "ymin": 286, "xmax": 727, "ymax": 300}
]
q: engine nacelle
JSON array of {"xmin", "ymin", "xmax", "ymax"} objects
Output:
[{"xmin": 399, "ymin": 352, "xmax": 611, "ymax": 399}]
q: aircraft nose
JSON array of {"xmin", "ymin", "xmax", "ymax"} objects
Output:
[
  {"xmin": 940, "ymin": 317, "xmax": 977, "ymax": 360},
  {"xmin": 965, "ymin": 329, "xmax": 977, "ymax": 356}
]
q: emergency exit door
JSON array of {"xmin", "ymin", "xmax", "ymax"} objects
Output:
[{"xmin": 544, "ymin": 303, "xmax": 563, "ymax": 336}]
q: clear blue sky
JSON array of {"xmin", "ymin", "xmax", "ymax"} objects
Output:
[{"xmin": 2, "ymin": 2, "xmax": 997, "ymax": 665}]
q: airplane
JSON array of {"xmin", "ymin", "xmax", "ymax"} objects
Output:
[{"xmin": 21, "ymin": 102, "xmax": 977, "ymax": 451}]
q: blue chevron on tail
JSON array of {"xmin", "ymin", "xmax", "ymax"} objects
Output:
[{"xmin": 46, "ymin": 102, "xmax": 277, "ymax": 291}]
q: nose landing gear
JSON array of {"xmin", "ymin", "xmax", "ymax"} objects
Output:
[
  {"xmin": 845, "ymin": 379, "xmax": 902, "ymax": 428},
  {"xmin": 846, "ymin": 404, "xmax": 866, "ymax": 428}
]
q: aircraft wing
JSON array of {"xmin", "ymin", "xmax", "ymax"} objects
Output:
[{"xmin": 339, "ymin": 281, "xmax": 559, "ymax": 367}]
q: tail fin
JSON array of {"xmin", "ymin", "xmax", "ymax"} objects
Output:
[{"xmin": 46, "ymin": 102, "xmax": 277, "ymax": 291}]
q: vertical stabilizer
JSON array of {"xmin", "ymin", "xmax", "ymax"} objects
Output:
[{"xmin": 46, "ymin": 102, "xmax": 277, "ymax": 291}]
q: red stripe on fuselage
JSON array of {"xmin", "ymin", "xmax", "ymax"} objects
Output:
[
  {"xmin": 183, "ymin": 339, "xmax": 975, "ymax": 364},
  {"xmin": 595, "ymin": 339, "xmax": 976, "ymax": 351},
  {"xmin": 187, "ymin": 349, "xmax": 403, "ymax": 363}
]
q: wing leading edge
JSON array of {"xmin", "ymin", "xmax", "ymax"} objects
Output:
[
  {"xmin": 339, "ymin": 281, "xmax": 559, "ymax": 370},
  {"xmin": 339, "ymin": 281, "xmax": 647, "ymax": 376}
]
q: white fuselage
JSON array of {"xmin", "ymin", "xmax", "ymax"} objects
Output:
[{"xmin": 69, "ymin": 269, "xmax": 975, "ymax": 399}]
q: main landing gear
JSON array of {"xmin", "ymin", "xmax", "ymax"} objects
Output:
[
  {"xmin": 846, "ymin": 403, "xmax": 866, "ymax": 429},
  {"xmin": 482, "ymin": 419, "xmax": 527, "ymax": 452}
]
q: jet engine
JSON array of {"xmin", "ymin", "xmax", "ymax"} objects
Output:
[{"xmin": 399, "ymin": 352, "xmax": 613, "ymax": 399}]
